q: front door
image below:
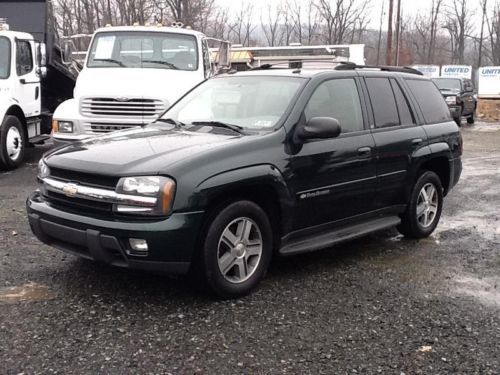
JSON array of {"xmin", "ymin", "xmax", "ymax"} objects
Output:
[
  {"xmin": 288, "ymin": 77, "xmax": 377, "ymax": 231},
  {"xmin": 14, "ymin": 40, "xmax": 40, "ymax": 117}
]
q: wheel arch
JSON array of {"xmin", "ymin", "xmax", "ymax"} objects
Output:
[{"xmin": 193, "ymin": 164, "xmax": 294, "ymax": 253}]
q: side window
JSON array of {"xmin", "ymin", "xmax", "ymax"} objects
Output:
[
  {"xmin": 406, "ymin": 79, "xmax": 451, "ymax": 124},
  {"xmin": 16, "ymin": 41, "xmax": 33, "ymax": 76},
  {"xmin": 390, "ymin": 79, "xmax": 415, "ymax": 125},
  {"xmin": 304, "ymin": 78, "xmax": 364, "ymax": 134},
  {"xmin": 366, "ymin": 78, "xmax": 399, "ymax": 128}
]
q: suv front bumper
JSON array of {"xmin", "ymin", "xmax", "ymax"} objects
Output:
[{"xmin": 26, "ymin": 191, "xmax": 205, "ymax": 274}]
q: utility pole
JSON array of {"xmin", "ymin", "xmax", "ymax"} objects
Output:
[
  {"xmin": 376, "ymin": 0, "xmax": 385, "ymax": 65},
  {"xmin": 395, "ymin": 0, "xmax": 401, "ymax": 65},
  {"xmin": 478, "ymin": 0, "xmax": 487, "ymax": 68},
  {"xmin": 386, "ymin": 0, "xmax": 394, "ymax": 65}
]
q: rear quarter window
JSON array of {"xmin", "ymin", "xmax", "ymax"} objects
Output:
[{"xmin": 405, "ymin": 79, "xmax": 451, "ymax": 124}]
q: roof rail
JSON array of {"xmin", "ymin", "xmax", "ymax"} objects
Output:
[{"xmin": 335, "ymin": 62, "xmax": 423, "ymax": 75}]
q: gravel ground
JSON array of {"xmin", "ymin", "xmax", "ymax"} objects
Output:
[{"xmin": 0, "ymin": 122, "xmax": 499, "ymax": 374}]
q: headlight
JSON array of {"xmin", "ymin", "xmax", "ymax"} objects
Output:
[
  {"xmin": 114, "ymin": 176, "xmax": 176, "ymax": 216},
  {"xmin": 445, "ymin": 96, "xmax": 458, "ymax": 105},
  {"xmin": 52, "ymin": 120, "xmax": 74, "ymax": 133},
  {"xmin": 37, "ymin": 159, "xmax": 50, "ymax": 179}
]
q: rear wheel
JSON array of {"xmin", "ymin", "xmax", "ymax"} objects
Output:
[
  {"xmin": 398, "ymin": 171, "xmax": 443, "ymax": 239},
  {"xmin": 0, "ymin": 115, "xmax": 26, "ymax": 170},
  {"xmin": 200, "ymin": 200, "xmax": 272, "ymax": 299}
]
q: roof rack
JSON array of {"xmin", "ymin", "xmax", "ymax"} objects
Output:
[{"xmin": 334, "ymin": 62, "xmax": 423, "ymax": 75}]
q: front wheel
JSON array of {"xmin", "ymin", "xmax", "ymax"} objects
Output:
[
  {"xmin": 398, "ymin": 171, "xmax": 443, "ymax": 239},
  {"xmin": 0, "ymin": 115, "xmax": 26, "ymax": 170},
  {"xmin": 467, "ymin": 109, "xmax": 476, "ymax": 124},
  {"xmin": 200, "ymin": 201, "xmax": 273, "ymax": 299}
]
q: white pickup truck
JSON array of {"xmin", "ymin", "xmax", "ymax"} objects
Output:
[{"xmin": 52, "ymin": 25, "xmax": 230, "ymax": 143}]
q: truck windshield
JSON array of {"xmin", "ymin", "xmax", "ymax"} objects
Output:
[
  {"xmin": 432, "ymin": 78, "xmax": 462, "ymax": 91},
  {"xmin": 162, "ymin": 76, "xmax": 306, "ymax": 130},
  {"xmin": 87, "ymin": 31, "xmax": 198, "ymax": 71},
  {"xmin": 0, "ymin": 37, "xmax": 10, "ymax": 79}
]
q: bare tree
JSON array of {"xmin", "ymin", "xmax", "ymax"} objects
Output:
[
  {"xmin": 261, "ymin": 3, "xmax": 283, "ymax": 47},
  {"xmin": 444, "ymin": 0, "xmax": 474, "ymax": 64},
  {"xmin": 316, "ymin": 0, "xmax": 368, "ymax": 45}
]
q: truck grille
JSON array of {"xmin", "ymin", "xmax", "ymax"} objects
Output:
[
  {"xmin": 81, "ymin": 98, "xmax": 165, "ymax": 119},
  {"xmin": 83, "ymin": 122, "xmax": 142, "ymax": 134},
  {"xmin": 49, "ymin": 167, "xmax": 119, "ymax": 189}
]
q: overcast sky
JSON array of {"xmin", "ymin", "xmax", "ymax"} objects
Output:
[{"xmin": 216, "ymin": 0, "xmax": 487, "ymax": 32}]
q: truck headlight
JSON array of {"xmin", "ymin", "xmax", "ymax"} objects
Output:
[
  {"xmin": 114, "ymin": 176, "xmax": 176, "ymax": 215},
  {"xmin": 52, "ymin": 120, "xmax": 74, "ymax": 133},
  {"xmin": 37, "ymin": 159, "xmax": 50, "ymax": 179},
  {"xmin": 445, "ymin": 96, "xmax": 458, "ymax": 105}
]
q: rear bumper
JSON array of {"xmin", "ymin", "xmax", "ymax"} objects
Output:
[{"xmin": 27, "ymin": 191, "xmax": 205, "ymax": 274}]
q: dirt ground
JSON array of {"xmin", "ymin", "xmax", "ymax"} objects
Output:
[{"xmin": 0, "ymin": 122, "xmax": 499, "ymax": 374}]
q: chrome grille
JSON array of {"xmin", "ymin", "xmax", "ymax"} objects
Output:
[
  {"xmin": 82, "ymin": 122, "xmax": 142, "ymax": 134},
  {"xmin": 81, "ymin": 97, "xmax": 165, "ymax": 119}
]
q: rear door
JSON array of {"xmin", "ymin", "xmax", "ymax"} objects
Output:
[
  {"xmin": 288, "ymin": 77, "xmax": 377, "ymax": 230},
  {"xmin": 362, "ymin": 75, "xmax": 427, "ymax": 210}
]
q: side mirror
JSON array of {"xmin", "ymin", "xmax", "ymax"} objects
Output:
[
  {"xmin": 62, "ymin": 40, "xmax": 74, "ymax": 65},
  {"xmin": 217, "ymin": 41, "xmax": 231, "ymax": 69},
  {"xmin": 298, "ymin": 117, "xmax": 341, "ymax": 140},
  {"xmin": 37, "ymin": 42, "xmax": 47, "ymax": 67}
]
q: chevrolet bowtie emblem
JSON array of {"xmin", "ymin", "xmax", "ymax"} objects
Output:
[{"xmin": 62, "ymin": 184, "xmax": 78, "ymax": 197}]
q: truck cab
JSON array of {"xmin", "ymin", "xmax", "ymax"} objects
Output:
[
  {"xmin": 52, "ymin": 25, "xmax": 226, "ymax": 142},
  {"xmin": 0, "ymin": 22, "xmax": 47, "ymax": 168},
  {"xmin": 0, "ymin": 0, "xmax": 77, "ymax": 170}
]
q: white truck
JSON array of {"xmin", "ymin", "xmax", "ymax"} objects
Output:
[
  {"xmin": 0, "ymin": 1, "xmax": 76, "ymax": 169},
  {"xmin": 52, "ymin": 24, "xmax": 230, "ymax": 143}
]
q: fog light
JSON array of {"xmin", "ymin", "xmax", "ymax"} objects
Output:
[{"xmin": 128, "ymin": 238, "xmax": 148, "ymax": 256}]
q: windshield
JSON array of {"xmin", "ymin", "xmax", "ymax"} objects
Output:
[
  {"xmin": 432, "ymin": 78, "xmax": 462, "ymax": 91},
  {"xmin": 162, "ymin": 76, "xmax": 306, "ymax": 130},
  {"xmin": 0, "ymin": 37, "xmax": 10, "ymax": 79},
  {"xmin": 87, "ymin": 31, "xmax": 198, "ymax": 71}
]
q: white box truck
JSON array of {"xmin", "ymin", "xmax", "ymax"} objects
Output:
[
  {"xmin": 52, "ymin": 24, "xmax": 230, "ymax": 144},
  {"xmin": 0, "ymin": 0, "xmax": 77, "ymax": 169}
]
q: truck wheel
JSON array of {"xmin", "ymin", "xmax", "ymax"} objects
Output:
[
  {"xmin": 467, "ymin": 110, "xmax": 475, "ymax": 124},
  {"xmin": 200, "ymin": 200, "xmax": 272, "ymax": 299},
  {"xmin": 398, "ymin": 171, "xmax": 443, "ymax": 239},
  {"xmin": 0, "ymin": 115, "xmax": 26, "ymax": 170}
]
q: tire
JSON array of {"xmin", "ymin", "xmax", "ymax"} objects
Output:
[
  {"xmin": 199, "ymin": 200, "xmax": 273, "ymax": 299},
  {"xmin": 0, "ymin": 115, "xmax": 26, "ymax": 170},
  {"xmin": 467, "ymin": 109, "xmax": 475, "ymax": 124},
  {"xmin": 398, "ymin": 171, "xmax": 443, "ymax": 239},
  {"xmin": 454, "ymin": 107, "xmax": 462, "ymax": 126}
]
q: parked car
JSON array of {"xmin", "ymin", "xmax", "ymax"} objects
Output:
[
  {"xmin": 27, "ymin": 64, "xmax": 462, "ymax": 298},
  {"xmin": 432, "ymin": 77, "xmax": 477, "ymax": 126}
]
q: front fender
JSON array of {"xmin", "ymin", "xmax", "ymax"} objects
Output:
[
  {"xmin": 180, "ymin": 164, "xmax": 294, "ymax": 231},
  {"xmin": 53, "ymin": 98, "xmax": 79, "ymax": 121}
]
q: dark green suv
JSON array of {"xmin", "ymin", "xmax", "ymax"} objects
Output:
[
  {"xmin": 27, "ymin": 64, "xmax": 462, "ymax": 298},
  {"xmin": 432, "ymin": 77, "xmax": 477, "ymax": 126}
]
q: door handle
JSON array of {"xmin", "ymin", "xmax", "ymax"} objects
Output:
[
  {"xmin": 412, "ymin": 138, "xmax": 423, "ymax": 145},
  {"xmin": 358, "ymin": 147, "xmax": 372, "ymax": 156}
]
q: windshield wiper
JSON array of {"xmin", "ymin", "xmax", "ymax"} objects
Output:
[
  {"xmin": 142, "ymin": 60, "xmax": 179, "ymax": 70},
  {"xmin": 92, "ymin": 58, "xmax": 126, "ymax": 67},
  {"xmin": 191, "ymin": 121, "xmax": 245, "ymax": 134},
  {"xmin": 154, "ymin": 118, "xmax": 185, "ymax": 128}
]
